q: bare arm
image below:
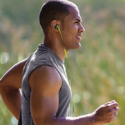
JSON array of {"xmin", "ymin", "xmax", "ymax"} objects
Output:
[
  {"xmin": 0, "ymin": 58, "xmax": 27, "ymax": 120},
  {"xmin": 29, "ymin": 66, "xmax": 119, "ymax": 125}
]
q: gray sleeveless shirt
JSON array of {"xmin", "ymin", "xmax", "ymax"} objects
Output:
[{"xmin": 18, "ymin": 44, "xmax": 72, "ymax": 125}]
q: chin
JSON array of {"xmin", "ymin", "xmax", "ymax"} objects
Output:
[
  {"xmin": 75, "ymin": 39, "xmax": 81, "ymax": 48},
  {"xmin": 70, "ymin": 44, "xmax": 81, "ymax": 50},
  {"xmin": 75, "ymin": 42, "xmax": 81, "ymax": 49}
]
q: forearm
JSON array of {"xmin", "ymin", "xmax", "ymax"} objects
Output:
[
  {"xmin": 53, "ymin": 114, "xmax": 96, "ymax": 125},
  {"xmin": 34, "ymin": 114, "xmax": 98, "ymax": 125},
  {"xmin": 0, "ymin": 87, "xmax": 21, "ymax": 120}
]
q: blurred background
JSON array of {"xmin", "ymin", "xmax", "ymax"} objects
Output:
[{"xmin": 0, "ymin": 0, "xmax": 125, "ymax": 124}]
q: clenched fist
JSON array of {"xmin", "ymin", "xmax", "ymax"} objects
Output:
[{"xmin": 93, "ymin": 100, "xmax": 119, "ymax": 125}]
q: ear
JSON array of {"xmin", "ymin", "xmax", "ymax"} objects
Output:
[{"xmin": 51, "ymin": 20, "xmax": 60, "ymax": 32}]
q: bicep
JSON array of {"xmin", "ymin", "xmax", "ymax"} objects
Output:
[
  {"xmin": 29, "ymin": 66, "xmax": 62, "ymax": 125},
  {"xmin": 30, "ymin": 90, "xmax": 59, "ymax": 124},
  {"xmin": 0, "ymin": 58, "xmax": 27, "ymax": 89}
]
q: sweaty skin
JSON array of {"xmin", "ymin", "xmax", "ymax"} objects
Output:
[{"xmin": 0, "ymin": 5, "xmax": 119, "ymax": 125}]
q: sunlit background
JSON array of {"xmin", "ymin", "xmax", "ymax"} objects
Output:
[{"xmin": 0, "ymin": 0, "xmax": 125, "ymax": 124}]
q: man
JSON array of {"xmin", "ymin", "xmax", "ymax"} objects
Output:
[{"xmin": 0, "ymin": 0, "xmax": 119, "ymax": 125}]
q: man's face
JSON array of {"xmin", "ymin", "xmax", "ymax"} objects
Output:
[{"xmin": 62, "ymin": 6, "xmax": 85, "ymax": 50}]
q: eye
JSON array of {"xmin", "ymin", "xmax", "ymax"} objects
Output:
[{"xmin": 75, "ymin": 22, "xmax": 79, "ymax": 24}]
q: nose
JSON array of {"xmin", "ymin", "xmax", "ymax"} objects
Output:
[{"xmin": 79, "ymin": 23, "xmax": 85, "ymax": 33}]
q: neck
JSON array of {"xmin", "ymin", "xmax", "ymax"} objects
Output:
[{"xmin": 43, "ymin": 36, "xmax": 68, "ymax": 61}]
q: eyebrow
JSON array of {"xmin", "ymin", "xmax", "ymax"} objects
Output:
[{"xmin": 75, "ymin": 18, "xmax": 82, "ymax": 22}]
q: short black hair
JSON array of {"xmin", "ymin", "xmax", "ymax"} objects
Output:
[{"xmin": 39, "ymin": 0, "xmax": 77, "ymax": 33}]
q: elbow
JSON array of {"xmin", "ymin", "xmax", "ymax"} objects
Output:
[
  {"xmin": 0, "ymin": 77, "xmax": 5, "ymax": 93},
  {"xmin": 0, "ymin": 77, "xmax": 3, "ymax": 88},
  {"xmin": 0, "ymin": 78, "xmax": 2, "ymax": 88},
  {"xmin": 0, "ymin": 78, "xmax": 2, "ymax": 94}
]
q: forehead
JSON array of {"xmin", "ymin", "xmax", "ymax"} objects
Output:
[{"xmin": 65, "ymin": 6, "xmax": 82, "ymax": 21}]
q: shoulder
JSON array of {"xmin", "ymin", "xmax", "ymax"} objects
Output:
[{"xmin": 29, "ymin": 65, "xmax": 62, "ymax": 95}]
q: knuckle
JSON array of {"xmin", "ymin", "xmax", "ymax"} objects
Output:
[
  {"xmin": 108, "ymin": 108, "xmax": 113, "ymax": 113},
  {"xmin": 102, "ymin": 105, "xmax": 110, "ymax": 109},
  {"xmin": 113, "ymin": 112, "xmax": 118, "ymax": 116},
  {"xmin": 116, "ymin": 105, "xmax": 119, "ymax": 109},
  {"xmin": 115, "ymin": 112, "xmax": 118, "ymax": 116}
]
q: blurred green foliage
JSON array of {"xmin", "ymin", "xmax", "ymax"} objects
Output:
[{"xmin": 0, "ymin": 0, "xmax": 125, "ymax": 125}]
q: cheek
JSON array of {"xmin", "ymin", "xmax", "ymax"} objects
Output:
[
  {"xmin": 69, "ymin": 25, "xmax": 78, "ymax": 35},
  {"xmin": 71, "ymin": 25, "xmax": 79, "ymax": 36},
  {"xmin": 63, "ymin": 24, "xmax": 78, "ymax": 41}
]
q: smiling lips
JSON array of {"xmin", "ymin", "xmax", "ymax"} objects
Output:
[{"xmin": 76, "ymin": 35, "xmax": 82, "ymax": 40}]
